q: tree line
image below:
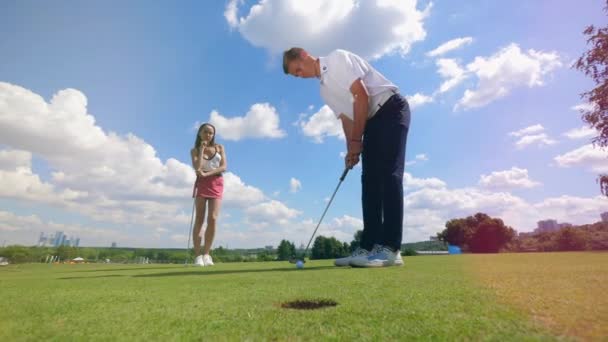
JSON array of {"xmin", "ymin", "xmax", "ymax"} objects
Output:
[
  {"xmin": 436, "ymin": 212, "xmax": 608, "ymax": 253},
  {"xmin": 2, "ymin": 212, "xmax": 606, "ymax": 263}
]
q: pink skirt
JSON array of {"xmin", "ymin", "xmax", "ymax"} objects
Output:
[{"xmin": 195, "ymin": 175, "xmax": 224, "ymax": 199}]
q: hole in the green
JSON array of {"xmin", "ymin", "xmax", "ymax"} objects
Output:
[{"xmin": 280, "ymin": 299, "xmax": 338, "ymax": 310}]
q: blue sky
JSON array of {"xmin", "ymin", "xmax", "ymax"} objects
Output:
[{"xmin": 1, "ymin": 0, "xmax": 607, "ymax": 248}]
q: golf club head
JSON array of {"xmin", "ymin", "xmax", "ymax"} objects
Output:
[{"xmin": 288, "ymin": 256, "xmax": 306, "ymax": 264}]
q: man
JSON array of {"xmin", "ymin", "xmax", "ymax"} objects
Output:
[{"xmin": 283, "ymin": 48, "xmax": 411, "ymax": 267}]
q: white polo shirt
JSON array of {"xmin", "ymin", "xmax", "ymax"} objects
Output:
[{"xmin": 318, "ymin": 49, "xmax": 399, "ymax": 120}]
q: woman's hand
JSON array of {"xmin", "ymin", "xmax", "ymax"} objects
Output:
[
  {"xmin": 199, "ymin": 141, "xmax": 207, "ymax": 155},
  {"xmin": 196, "ymin": 169, "xmax": 205, "ymax": 178}
]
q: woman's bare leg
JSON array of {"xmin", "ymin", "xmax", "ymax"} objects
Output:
[
  {"xmin": 193, "ymin": 197, "xmax": 207, "ymax": 257},
  {"xmin": 203, "ymin": 198, "xmax": 221, "ymax": 255}
]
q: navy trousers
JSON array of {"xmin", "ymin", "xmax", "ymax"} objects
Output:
[{"xmin": 360, "ymin": 94, "xmax": 410, "ymax": 252}]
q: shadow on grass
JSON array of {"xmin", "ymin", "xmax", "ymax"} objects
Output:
[
  {"xmin": 66, "ymin": 266, "xmax": 180, "ymax": 273},
  {"xmin": 58, "ymin": 274, "xmax": 128, "ymax": 280},
  {"xmin": 57, "ymin": 265, "xmax": 340, "ymax": 280},
  {"xmin": 134, "ymin": 265, "xmax": 338, "ymax": 278}
]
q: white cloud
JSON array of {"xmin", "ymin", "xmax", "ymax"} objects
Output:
[
  {"xmin": 209, "ymin": 103, "xmax": 286, "ymax": 141},
  {"xmin": 402, "ymin": 173, "xmax": 608, "ymax": 242},
  {"xmin": 534, "ymin": 195, "xmax": 608, "ymax": 225},
  {"xmin": 554, "ymin": 144, "xmax": 608, "ymax": 173},
  {"xmin": 222, "ymin": 172, "xmax": 267, "ymax": 207},
  {"xmin": 245, "ymin": 200, "xmax": 302, "ymax": 226},
  {"xmin": 299, "ymin": 105, "xmax": 344, "ymax": 143},
  {"xmin": 435, "ymin": 58, "xmax": 467, "ymax": 93},
  {"xmin": 0, "ymin": 82, "xmax": 200, "ymax": 200},
  {"xmin": 454, "ymin": 44, "xmax": 562, "ymax": 111},
  {"xmin": 509, "ymin": 125, "xmax": 557, "ymax": 149},
  {"xmin": 0, "ymin": 210, "xmax": 133, "ymax": 247},
  {"xmin": 0, "ymin": 149, "xmax": 31, "ymax": 170},
  {"xmin": 509, "ymin": 124, "xmax": 545, "ymax": 137},
  {"xmin": 401, "ymin": 171, "xmax": 608, "ymax": 241},
  {"xmin": 290, "ymin": 177, "xmax": 302, "ymax": 193},
  {"xmin": 225, "ymin": 0, "xmax": 431, "ymax": 60},
  {"xmin": 407, "ymin": 93, "xmax": 434, "ymax": 109},
  {"xmin": 478, "ymin": 167, "xmax": 541, "ymax": 190},
  {"xmin": 331, "ymin": 215, "xmax": 363, "ymax": 230},
  {"xmin": 563, "ymin": 126, "xmax": 596, "ymax": 140},
  {"xmin": 0, "ymin": 162, "xmax": 88, "ymax": 204},
  {"xmin": 404, "ymin": 172, "xmax": 446, "ymax": 190},
  {"xmin": 571, "ymin": 102, "xmax": 597, "ymax": 113},
  {"xmin": 0, "ymin": 82, "xmax": 302, "ymax": 247},
  {"xmin": 224, "ymin": 0, "xmax": 242, "ymax": 28},
  {"xmin": 426, "ymin": 37, "xmax": 473, "ymax": 57},
  {"xmin": 405, "ymin": 153, "xmax": 429, "ymax": 166},
  {"xmin": 514, "ymin": 133, "xmax": 558, "ymax": 149}
]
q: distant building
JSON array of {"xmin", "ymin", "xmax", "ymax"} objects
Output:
[
  {"xmin": 38, "ymin": 231, "xmax": 80, "ymax": 247},
  {"xmin": 558, "ymin": 223, "xmax": 573, "ymax": 229},
  {"xmin": 264, "ymin": 245, "xmax": 273, "ymax": 250},
  {"xmin": 38, "ymin": 232, "xmax": 48, "ymax": 246},
  {"xmin": 429, "ymin": 236, "xmax": 438, "ymax": 241},
  {"xmin": 53, "ymin": 231, "xmax": 65, "ymax": 247},
  {"xmin": 111, "ymin": 242, "xmax": 117, "ymax": 248},
  {"xmin": 602, "ymin": 212, "xmax": 608, "ymax": 223},
  {"xmin": 535, "ymin": 219, "xmax": 559, "ymax": 233}
]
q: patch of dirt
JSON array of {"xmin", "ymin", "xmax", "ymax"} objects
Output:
[{"xmin": 280, "ymin": 299, "xmax": 338, "ymax": 310}]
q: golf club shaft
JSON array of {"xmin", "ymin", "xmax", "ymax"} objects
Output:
[
  {"xmin": 185, "ymin": 177, "xmax": 198, "ymax": 265},
  {"xmin": 302, "ymin": 168, "xmax": 349, "ymax": 258}
]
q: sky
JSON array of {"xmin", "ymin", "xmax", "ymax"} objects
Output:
[{"xmin": 1, "ymin": 0, "xmax": 607, "ymax": 249}]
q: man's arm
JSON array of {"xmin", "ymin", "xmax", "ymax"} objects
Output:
[
  {"xmin": 349, "ymin": 78, "xmax": 369, "ymax": 143},
  {"xmin": 339, "ymin": 114, "xmax": 353, "ymax": 150},
  {"xmin": 345, "ymin": 78, "xmax": 369, "ymax": 168}
]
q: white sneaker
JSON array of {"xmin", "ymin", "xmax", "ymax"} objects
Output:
[
  {"xmin": 334, "ymin": 247, "xmax": 370, "ymax": 266},
  {"xmin": 203, "ymin": 254, "xmax": 214, "ymax": 266},
  {"xmin": 350, "ymin": 245, "xmax": 402, "ymax": 267},
  {"xmin": 393, "ymin": 251, "xmax": 404, "ymax": 266},
  {"xmin": 194, "ymin": 255, "xmax": 205, "ymax": 267}
]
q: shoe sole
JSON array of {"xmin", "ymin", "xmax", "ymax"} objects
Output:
[{"xmin": 350, "ymin": 260, "xmax": 403, "ymax": 267}]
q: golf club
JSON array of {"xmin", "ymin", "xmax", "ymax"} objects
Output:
[
  {"xmin": 185, "ymin": 177, "xmax": 198, "ymax": 266},
  {"xmin": 290, "ymin": 168, "xmax": 349, "ymax": 264}
]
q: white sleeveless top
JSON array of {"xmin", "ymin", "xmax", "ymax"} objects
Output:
[{"xmin": 201, "ymin": 147, "xmax": 222, "ymax": 172}]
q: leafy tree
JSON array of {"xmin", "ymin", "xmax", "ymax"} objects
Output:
[
  {"xmin": 311, "ymin": 236, "xmax": 349, "ymax": 259},
  {"xmin": 468, "ymin": 218, "xmax": 516, "ymax": 253},
  {"xmin": 437, "ymin": 218, "xmax": 472, "ymax": 247},
  {"xmin": 55, "ymin": 245, "xmax": 78, "ymax": 261},
  {"xmin": 574, "ymin": 1, "xmax": 608, "ymax": 195},
  {"xmin": 0, "ymin": 245, "xmax": 32, "ymax": 263},
  {"xmin": 402, "ymin": 248, "xmax": 417, "ymax": 256},
  {"xmin": 350, "ymin": 230, "xmax": 362, "ymax": 251},
  {"xmin": 555, "ymin": 227, "xmax": 587, "ymax": 251},
  {"xmin": 438, "ymin": 213, "xmax": 515, "ymax": 253},
  {"xmin": 342, "ymin": 242, "xmax": 350, "ymax": 254},
  {"xmin": 277, "ymin": 239, "xmax": 296, "ymax": 261},
  {"xmin": 256, "ymin": 250, "xmax": 275, "ymax": 262}
]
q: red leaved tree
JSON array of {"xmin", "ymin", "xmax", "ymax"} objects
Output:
[{"xmin": 574, "ymin": 1, "xmax": 608, "ymax": 195}]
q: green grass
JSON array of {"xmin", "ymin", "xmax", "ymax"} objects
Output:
[
  {"xmin": 468, "ymin": 252, "xmax": 608, "ymax": 341},
  {"xmin": 0, "ymin": 255, "xmax": 587, "ymax": 341}
]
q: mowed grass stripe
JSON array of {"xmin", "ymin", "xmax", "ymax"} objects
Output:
[{"xmin": 467, "ymin": 252, "xmax": 607, "ymax": 341}]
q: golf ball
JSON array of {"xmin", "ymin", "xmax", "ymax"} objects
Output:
[{"xmin": 296, "ymin": 260, "xmax": 304, "ymax": 269}]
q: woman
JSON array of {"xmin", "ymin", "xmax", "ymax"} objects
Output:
[{"xmin": 190, "ymin": 123, "xmax": 227, "ymax": 266}]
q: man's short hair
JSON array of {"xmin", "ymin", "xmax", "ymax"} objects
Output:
[{"xmin": 283, "ymin": 47, "xmax": 304, "ymax": 74}]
